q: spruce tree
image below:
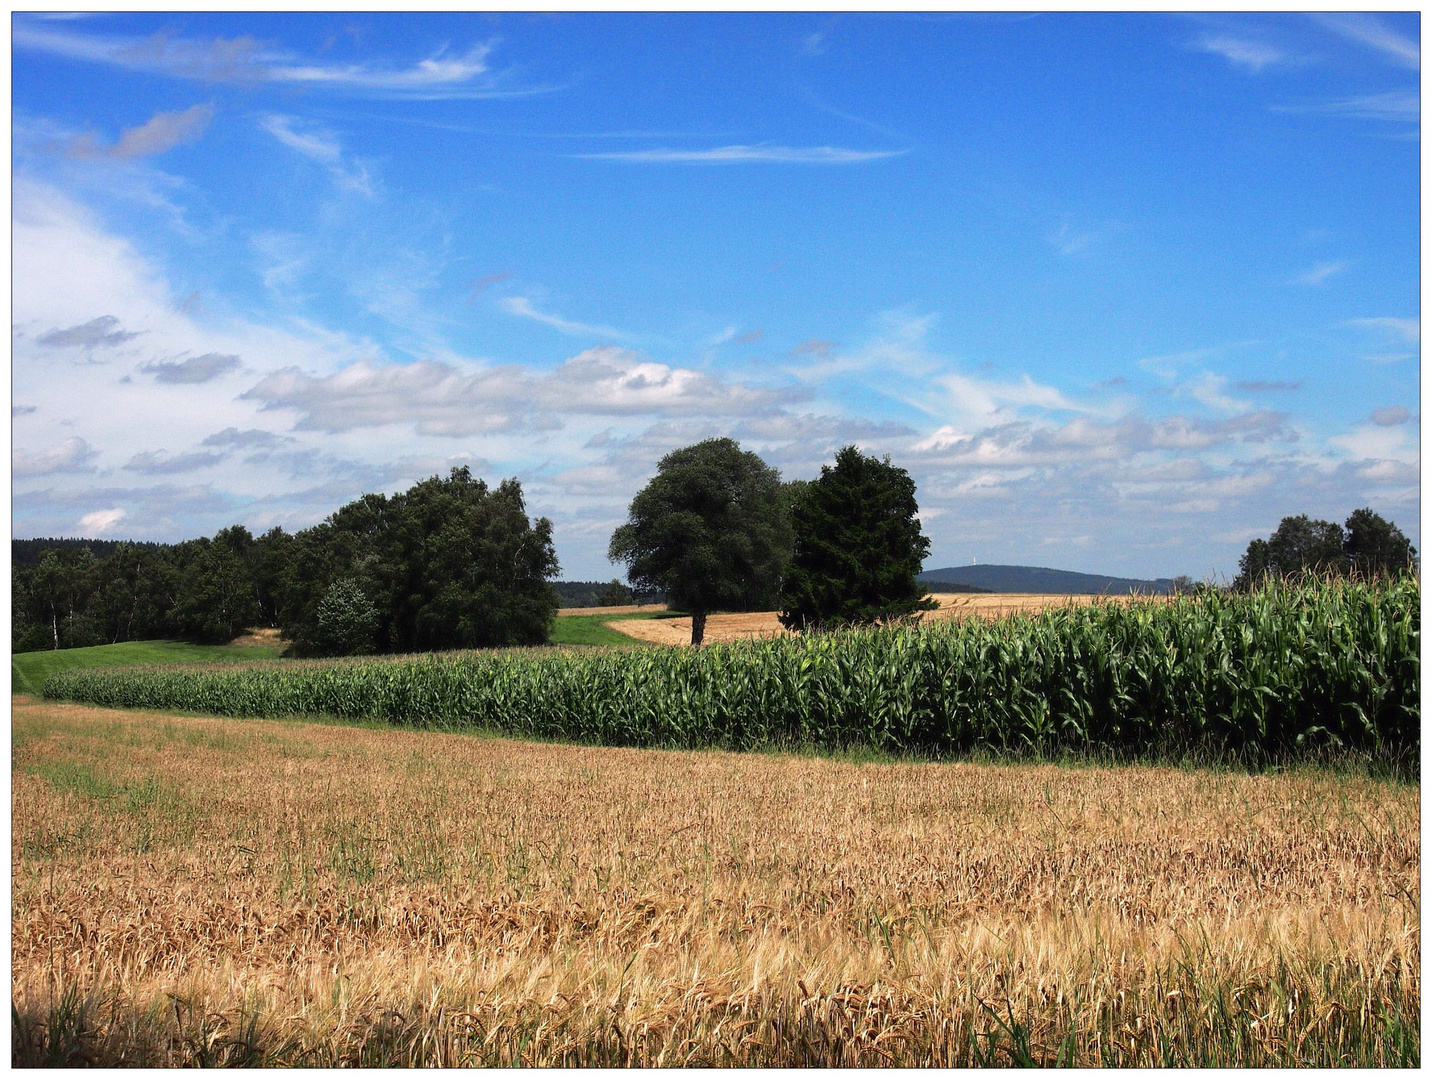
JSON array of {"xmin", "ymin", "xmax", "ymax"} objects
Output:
[{"xmin": 778, "ymin": 445, "xmax": 935, "ymax": 631}]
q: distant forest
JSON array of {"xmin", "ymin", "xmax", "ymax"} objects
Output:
[{"xmin": 12, "ymin": 468, "xmax": 565, "ymax": 656}]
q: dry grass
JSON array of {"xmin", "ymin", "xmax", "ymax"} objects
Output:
[
  {"xmin": 609, "ymin": 593, "xmax": 1153, "ymax": 646},
  {"xmin": 12, "ymin": 695, "xmax": 1418, "ymax": 1066},
  {"xmin": 226, "ymin": 627, "xmax": 288, "ymax": 649}
]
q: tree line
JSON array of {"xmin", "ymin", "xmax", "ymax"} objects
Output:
[
  {"xmin": 14, "ymin": 440, "xmax": 937, "ymax": 655},
  {"xmin": 16, "ymin": 437, "xmax": 1413, "ymax": 657},
  {"xmin": 1234, "ymin": 509, "xmax": 1416, "ymax": 589},
  {"xmin": 13, "ymin": 467, "xmax": 559, "ymax": 655}
]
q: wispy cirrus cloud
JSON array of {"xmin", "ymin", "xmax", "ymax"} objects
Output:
[
  {"xmin": 1313, "ymin": 13, "xmax": 1420, "ymax": 71},
  {"xmin": 1296, "ymin": 259, "xmax": 1349, "ymax": 286},
  {"xmin": 269, "ymin": 44, "xmax": 493, "ymax": 94},
  {"xmin": 1195, "ymin": 35, "xmax": 1286, "ymax": 72},
  {"xmin": 260, "ymin": 114, "xmax": 373, "ymax": 196},
  {"xmin": 575, "ymin": 144, "xmax": 906, "ymax": 164},
  {"xmin": 12, "ymin": 21, "xmax": 534, "ymax": 99},
  {"xmin": 66, "ymin": 103, "xmax": 215, "ymax": 160},
  {"xmin": 1275, "ymin": 91, "xmax": 1419, "ymax": 124},
  {"xmin": 500, "ymin": 296, "xmax": 631, "ymax": 340},
  {"xmin": 1346, "ymin": 316, "xmax": 1419, "ymax": 363}
]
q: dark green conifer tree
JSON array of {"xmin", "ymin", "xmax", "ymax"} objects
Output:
[{"xmin": 778, "ymin": 445, "xmax": 935, "ymax": 631}]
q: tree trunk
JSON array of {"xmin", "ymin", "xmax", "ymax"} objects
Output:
[{"xmin": 690, "ymin": 609, "xmax": 707, "ymax": 647}]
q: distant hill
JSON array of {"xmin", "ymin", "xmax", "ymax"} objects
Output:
[{"xmin": 919, "ymin": 564, "xmax": 1175, "ymax": 595}]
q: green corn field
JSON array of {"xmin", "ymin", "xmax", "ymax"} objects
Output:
[{"xmin": 41, "ymin": 576, "xmax": 1419, "ymax": 768}]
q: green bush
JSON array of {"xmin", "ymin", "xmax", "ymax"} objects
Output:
[{"xmin": 308, "ymin": 578, "xmax": 380, "ymax": 657}]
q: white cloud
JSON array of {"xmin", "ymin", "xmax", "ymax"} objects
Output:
[
  {"xmin": 260, "ymin": 114, "xmax": 373, "ymax": 196},
  {"xmin": 500, "ymin": 296, "xmax": 631, "ymax": 340},
  {"xmin": 14, "ymin": 437, "xmax": 100, "ymax": 477},
  {"xmin": 1296, "ymin": 259, "xmax": 1349, "ymax": 286},
  {"xmin": 1177, "ymin": 372, "xmax": 1249, "ymax": 414},
  {"xmin": 12, "ymin": 22, "xmax": 525, "ymax": 99},
  {"xmin": 1313, "ymin": 13, "xmax": 1420, "ymax": 71},
  {"xmin": 269, "ymin": 44, "xmax": 493, "ymax": 93},
  {"xmin": 1049, "ymin": 223, "xmax": 1100, "ymax": 257},
  {"xmin": 250, "ymin": 231, "xmax": 309, "ymax": 294},
  {"xmin": 1347, "ymin": 316, "xmax": 1419, "ymax": 345},
  {"xmin": 1346, "ymin": 316, "xmax": 1420, "ymax": 363},
  {"xmin": 240, "ymin": 348, "xmax": 802, "ymax": 436},
  {"xmin": 1279, "ymin": 91, "xmax": 1419, "ymax": 123},
  {"xmin": 1196, "ymin": 36, "xmax": 1285, "ymax": 72},
  {"xmin": 576, "ymin": 144, "xmax": 906, "ymax": 164},
  {"xmin": 1328, "ymin": 421, "xmax": 1420, "ymax": 464},
  {"xmin": 79, "ymin": 507, "xmax": 128, "ymax": 536}
]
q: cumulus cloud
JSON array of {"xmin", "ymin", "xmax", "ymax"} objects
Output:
[
  {"xmin": 201, "ymin": 427, "xmax": 294, "ymax": 449},
  {"xmin": 35, "ymin": 314, "xmax": 141, "ymax": 349},
  {"xmin": 79, "ymin": 507, "xmax": 127, "ymax": 536},
  {"xmin": 13, "ymin": 436, "xmax": 99, "ymax": 477},
  {"xmin": 142, "ymin": 352, "xmax": 241, "ymax": 383},
  {"xmin": 123, "ymin": 449, "xmax": 227, "ymax": 474},
  {"xmin": 1370, "ymin": 406, "xmax": 1411, "ymax": 426},
  {"xmin": 67, "ymin": 103, "xmax": 214, "ymax": 160},
  {"xmin": 241, "ymin": 359, "xmax": 538, "ymax": 436},
  {"xmin": 909, "ymin": 411, "xmax": 1295, "ymax": 466},
  {"xmin": 240, "ymin": 348, "xmax": 802, "ymax": 435}
]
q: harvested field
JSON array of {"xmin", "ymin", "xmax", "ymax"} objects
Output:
[
  {"xmin": 608, "ymin": 592, "xmax": 1153, "ymax": 645},
  {"xmin": 12, "ymin": 696, "xmax": 1419, "ymax": 1066},
  {"xmin": 556, "ymin": 603, "xmax": 668, "ymax": 618}
]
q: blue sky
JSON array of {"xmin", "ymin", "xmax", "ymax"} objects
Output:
[{"xmin": 11, "ymin": 11, "xmax": 1420, "ymax": 581}]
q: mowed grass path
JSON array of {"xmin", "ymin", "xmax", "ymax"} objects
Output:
[
  {"xmin": 11, "ymin": 697, "xmax": 1419, "ymax": 1066},
  {"xmin": 11, "ymin": 640, "xmax": 286, "ymax": 695},
  {"xmin": 13, "ymin": 611, "xmax": 663, "ymax": 694}
]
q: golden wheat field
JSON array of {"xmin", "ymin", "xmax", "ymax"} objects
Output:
[
  {"xmin": 11, "ymin": 695, "xmax": 1419, "ymax": 1066},
  {"xmin": 606, "ymin": 592, "xmax": 1150, "ymax": 646}
]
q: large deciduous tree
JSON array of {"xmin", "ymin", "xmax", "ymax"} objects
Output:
[
  {"xmin": 1235, "ymin": 508, "xmax": 1417, "ymax": 588},
  {"xmin": 778, "ymin": 445, "xmax": 935, "ymax": 631},
  {"xmin": 608, "ymin": 438, "xmax": 791, "ymax": 646},
  {"xmin": 1343, "ymin": 507, "xmax": 1417, "ymax": 577}
]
